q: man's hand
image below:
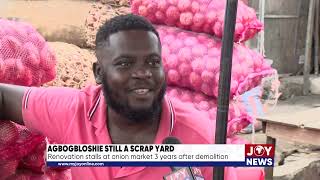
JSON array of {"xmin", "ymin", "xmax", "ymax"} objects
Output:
[{"xmin": 0, "ymin": 83, "xmax": 27, "ymax": 125}]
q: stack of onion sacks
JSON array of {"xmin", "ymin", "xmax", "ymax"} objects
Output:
[{"xmin": 0, "ymin": 19, "xmax": 70, "ymax": 180}]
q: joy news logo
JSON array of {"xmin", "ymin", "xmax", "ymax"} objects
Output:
[{"xmin": 245, "ymin": 144, "xmax": 275, "ymax": 167}]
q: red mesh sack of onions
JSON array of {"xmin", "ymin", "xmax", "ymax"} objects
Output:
[
  {"xmin": 0, "ymin": 19, "xmax": 69, "ymax": 179},
  {"xmin": 5, "ymin": 168, "xmax": 72, "ymax": 180},
  {"xmin": 0, "ymin": 19, "xmax": 56, "ymax": 86},
  {"xmin": 131, "ymin": 0, "xmax": 263, "ymax": 42},
  {"xmin": 157, "ymin": 26, "xmax": 276, "ymax": 98},
  {"xmin": 0, "ymin": 122, "xmax": 70, "ymax": 179},
  {"xmin": 166, "ymin": 86, "xmax": 252, "ymax": 137},
  {"xmin": 3, "ymin": 138, "xmax": 72, "ymax": 180},
  {"xmin": 0, "ymin": 122, "xmax": 45, "ymax": 178}
]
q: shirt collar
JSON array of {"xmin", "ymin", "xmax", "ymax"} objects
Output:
[
  {"xmin": 153, "ymin": 95, "xmax": 175, "ymax": 144},
  {"xmin": 87, "ymin": 89, "xmax": 176, "ymax": 178}
]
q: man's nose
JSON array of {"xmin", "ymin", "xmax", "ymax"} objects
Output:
[{"xmin": 132, "ymin": 68, "xmax": 152, "ymax": 79}]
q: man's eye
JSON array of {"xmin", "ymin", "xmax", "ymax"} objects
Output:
[
  {"xmin": 120, "ymin": 62, "xmax": 129, "ymax": 66},
  {"xmin": 148, "ymin": 59, "xmax": 161, "ymax": 67},
  {"xmin": 117, "ymin": 61, "xmax": 131, "ymax": 67}
]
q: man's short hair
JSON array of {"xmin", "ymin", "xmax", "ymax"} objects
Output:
[{"xmin": 95, "ymin": 14, "xmax": 160, "ymax": 49}]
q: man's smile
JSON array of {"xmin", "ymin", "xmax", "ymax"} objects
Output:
[{"xmin": 133, "ymin": 88, "xmax": 151, "ymax": 95}]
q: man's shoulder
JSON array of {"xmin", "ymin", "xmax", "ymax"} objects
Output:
[
  {"xmin": 169, "ymin": 97, "xmax": 214, "ymax": 144},
  {"xmin": 32, "ymin": 85, "xmax": 102, "ymax": 110},
  {"xmin": 34, "ymin": 84, "xmax": 102, "ymax": 101},
  {"xmin": 80, "ymin": 84, "xmax": 102, "ymax": 97},
  {"xmin": 78, "ymin": 85, "xmax": 103, "ymax": 108}
]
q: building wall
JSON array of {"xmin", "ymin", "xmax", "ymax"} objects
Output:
[{"xmin": 248, "ymin": 0, "xmax": 310, "ymax": 74}]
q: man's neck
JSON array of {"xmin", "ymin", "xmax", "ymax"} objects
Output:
[{"xmin": 107, "ymin": 107, "xmax": 161, "ymax": 144}]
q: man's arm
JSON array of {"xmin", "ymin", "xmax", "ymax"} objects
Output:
[
  {"xmin": 1, "ymin": 83, "xmax": 83, "ymax": 143},
  {"xmin": 0, "ymin": 83, "xmax": 27, "ymax": 125}
]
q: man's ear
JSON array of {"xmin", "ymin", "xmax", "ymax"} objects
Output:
[{"xmin": 93, "ymin": 62, "xmax": 103, "ymax": 84}]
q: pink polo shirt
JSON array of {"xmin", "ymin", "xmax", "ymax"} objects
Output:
[{"xmin": 22, "ymin": 85, "xmax": 215, "ymax": 180}]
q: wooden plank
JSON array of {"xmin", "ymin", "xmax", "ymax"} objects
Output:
[
  {"xmin": 257, "ymin": 107, "xmax": 320, "ymax": 128},
  {"xmin": 262, "ymin": 121, "xmax": 267, "ymax": 133},
  {"xmin": 266, "ymin": 123, "xmax": 320, "ymax": 145},
  {"xmin": 304, "ymin": 120, "xmax": 320, "ymax": 130},
  {"xmin": 258, "ymin": 116, "xmax": 300, "ymax": 127},
  {"xmin": 277, "ymin": 107, "xmax": 320, "ymax": 126},
  {"xmin": 314, "ymin": 0, "xmax": 320, "ymax": 74},
  {"xmin": 304, "ymin": 0, "xmax": 316, "ymax": 95},
  {"xmin": 257, "ymin": 0, "xmax": 265, "ymax": 54},
  {"xmin": 264, "ymin": 15, "xmax": 299, "ymax": 19}
]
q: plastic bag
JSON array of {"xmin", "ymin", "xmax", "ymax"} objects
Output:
[
  {"xmin": 158, "ymin": 25, "xmax": 275, "ymax": 98},
  {"xmin": 0, "ymin": 19, "xmax": 56, "ymax": 86},
  {"xmin": 131, "ymin": 0, "xmax": 263, "ymax": 42},
  {"xmin": 167, "ymin": 86, "xmax": 252, "ymax": 136},
  {"xmin": 236, "ymin": 73, "xmax": 281, "ymax": 123}
]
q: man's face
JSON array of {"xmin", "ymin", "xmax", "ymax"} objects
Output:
[{"xmin": 95, "ymin": 30, "xmax": 166, "ymax": 122}]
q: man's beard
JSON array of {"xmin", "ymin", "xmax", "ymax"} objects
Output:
[{"xmin": 101, "ymin": 76, "xmax": 167, "ymax": 123}]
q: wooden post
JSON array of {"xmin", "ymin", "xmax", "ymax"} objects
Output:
[
  {"xmin": 314, "ymin": 0, "xmax": 319, "ymax": 75},
  {"xmin": 304, "ymin": 0, "xmax": 316, "ymax": 95},
  {"xmin": 214, "ymin": 0, "xmax": 238, "ymax": 180},
  {"xmin": 258, "ymin": 0, "xmax": 265, "ymax": 55},
  {"xmin": 265, "ymin": 136, "xmax": 276, "ymax": 180}
]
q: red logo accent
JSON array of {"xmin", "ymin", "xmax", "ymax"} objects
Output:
[{"xmin": 245, "ymin": 144, "xmax": 275, "ymax": 158}]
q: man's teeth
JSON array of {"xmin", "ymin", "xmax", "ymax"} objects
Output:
[{"xmin": 134, "ymin": 89, "xmax": 149, "ymax": 94}]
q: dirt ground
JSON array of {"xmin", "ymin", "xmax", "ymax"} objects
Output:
[
  {"xmin": 0, "ymin": 0, "xmax": 90, "ymax": 26},
  {"xmin": 0, "ymin": 0, "xmax": 92, "ymax": 47}
]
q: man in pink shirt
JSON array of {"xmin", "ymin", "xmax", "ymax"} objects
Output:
[
  {"xmin": 0, "ymin": 14, "xmax": 215, "ymax": 179},
  {"xmin": 0, "ymin": 14, "xmax": 264, "ymax": 179}
]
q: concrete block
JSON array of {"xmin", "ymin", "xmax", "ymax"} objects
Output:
[
  {"xmin": 310, "ymin": 77, "xmax": 320, "ymax": 95},
  {"xmin": 279, "ymin": 76, "xmax": 304, "ymax": 100},
  {"xmin": 274, "ymin": 153, "xmax": 320, "ymax": 180}
]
